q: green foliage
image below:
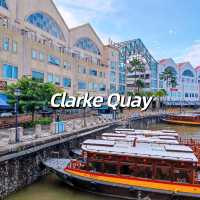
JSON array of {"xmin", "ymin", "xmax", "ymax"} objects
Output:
[
  {"xmin": 160, "ymin": 68, "xmax": 177, "ymax": 88},
  {"xmin": 155, "ymin": 89, "xmax": 167, "ymax": 98},
  {"xmin": 128, "ymin": 58, "xmax": 145, "ymax": 73},
  {"xmin": 36, "ymin": 117, "xmax": 52, "ymax": 125},
  {"xmin": 6, "ymin": 76, "xmax": 63, "ymax": 121},
  {"xmin": 135, "ymin": 79, "xmax": 145, "ymax": 93}
]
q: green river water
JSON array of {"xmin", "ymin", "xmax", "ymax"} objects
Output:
[{"xmin": 5, "ymin": 122, "xmax": 200, "ymax": 200}]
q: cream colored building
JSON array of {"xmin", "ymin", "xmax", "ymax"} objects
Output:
[{"xmin": 0, "ymin": 0, "xmax": 122, "ymax": 98}]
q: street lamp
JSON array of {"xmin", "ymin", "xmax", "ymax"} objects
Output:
[{"xmin": 14, "ymin": 88, "xmax": 21, "ymax": 143}]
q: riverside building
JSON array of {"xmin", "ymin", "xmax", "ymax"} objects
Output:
[
  {"xmin": 158, "ymin": 58, "xmax": 200, "ymax": 106},
  {"xmin": 0, "ymin": 0, "xmax": 200, "ymax": 109},
  {"xmin": 0, "ymin": 0, "xmax": 123, "ymax": 104}
]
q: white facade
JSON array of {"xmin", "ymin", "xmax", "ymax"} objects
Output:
[{"xmin": 159, "ymin": 58, "xmax": 199, "ymax": 105}]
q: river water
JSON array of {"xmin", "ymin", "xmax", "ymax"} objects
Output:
[{"xmin": 5, "ymin": 122, "xmax": 200, "ymax": 200}]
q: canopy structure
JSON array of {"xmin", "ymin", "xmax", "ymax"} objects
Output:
[{"xmin": 0, "ymin": 93, "xmax": 10, "ymax": 110}]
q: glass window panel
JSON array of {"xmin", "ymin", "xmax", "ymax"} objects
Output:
[
  {"xmin": 12, "ymin": 41, "xmax": 17, "ymax": 53},
  {"xmin": 48, "ymin": 55, "xmax": 60, "ymax": 66},
  {"xmin": 89, "ymin": 69, "xmax": 97, "ymax": 76},
  {"xmin": 63, "ymin": 78, "xmax": 71, "ymax": 88},
  {"xmin": 39, "ymin": 52, "xmax": 45, "ymax": 62},
  {"xmin": 32, "ymin": 71, "xmax": 44, "ymax": 82},
  {"xmin": 0, "ymin": 0, "xmax": 8, "ymax": 9},
  {"xmin": 3, "ymin": 37, "xmax": 9, "ymax": 51},
  {"xmin": 32, "ymin": 49, "xmax": 37, "ymax": 60},
  {"xmin": 27, "ymin": 12, "xmax": 64, "ymax": 40},
  {"xmin": 3, "ymin": 64, "xmax": 18, "ymax": 79},
  {"xmin": 75, "ymin": 37, "xmax": 101, "ymax": 55},
  {"xmin": 78, "ymin": 81, "xmax": 87, "ymax": 90}
]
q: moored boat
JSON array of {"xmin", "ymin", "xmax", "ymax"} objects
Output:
[
  {"xmin": 44, "ymin": 135, "xmax": 200, "ymax": 199},
  {"xmin": 162, "ymin": 113, "xmax": 200, "ymax": 125}
]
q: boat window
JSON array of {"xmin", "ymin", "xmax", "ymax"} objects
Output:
[
  {"xmin": 90, "ymin": 162, "xmax": 103, "ymax": 172},
  {"xmin": 136, "ymin": 165, "xmax": 152, "ymax": 179},
  {"xmin": 155, "ymin": 166, "xmax": 171, "ymax": 181},
  {"xmin": 120, "ymin": 165, "xmax": 131, "ymax": 175},
  {"xmin": 104, "ymin": 163, "xmax": 118, "ymax": 174},
  {"xmin": 174, "ymin": 169, "xmax": 190, "ymax": 183}
]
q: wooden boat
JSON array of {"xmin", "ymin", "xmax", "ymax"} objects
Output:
[
  {"xmin": 162, "ymin": 113, "xmax": 200, "ymax": 125},
  {"xmin": 44, "ymin": 136, "xmax": 200, "ymax": 200}
]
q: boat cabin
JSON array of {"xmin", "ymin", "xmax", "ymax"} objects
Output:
[{"xmin": 81, "ymin": 139, "xmax": 199, "ymax": 184}]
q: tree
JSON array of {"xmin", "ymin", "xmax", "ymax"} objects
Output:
[
  {"xmin": 128, "ymin": 58, "xmax": 146, "ymax": 93},
  {"xmin": 155, "ymin": 89, "xmax": 167, "ymax": 108},
  {"xmin": 6, "ymin": 76, "xmax": 63, "ymax": 122},
  {"xmin": 135, "ymin": 79, "xmax": 145, "ymax": 93},
  {"xmin": 160, "ymin": 68, "xmax": 177, "ymax": 105},
  {"xmin": 160, "ymin": 68, "xmax": 177, "ymax": 89}
]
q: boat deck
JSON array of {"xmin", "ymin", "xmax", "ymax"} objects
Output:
[{"xmin": 43, "ymin": 158, "xmax": 70, "ymax": 173}]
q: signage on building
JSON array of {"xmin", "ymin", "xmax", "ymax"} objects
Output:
[
  {"xmin": 170, "ymin": 88, "xmax": 178, "ymax": 92},
  {"xmin": 0, "ymin": 81, "xmax": 7, "ymax": 90}
]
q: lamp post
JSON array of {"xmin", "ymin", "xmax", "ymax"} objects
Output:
[{"xmin": 14, "ymin": 88, "xmax": 21, "ymax": 143}]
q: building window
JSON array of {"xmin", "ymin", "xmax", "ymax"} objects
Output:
[
  {"xmin": 110, "ymin": 84, "xmax": 116, "ymax": 93},
  {"xmin": 185, "ymin": 93, "xmax": 188, "ymax": 97},
  {"xmin": 111, "ymin": 61, "xmax": 116, "ymax": 70},
  {"xmin": 47, "ymin": 73, "xmax": 60, "ymax": 85},
  {"xmin": 3, "ymin": 64, "xmax": 18, "ymax": 79},
  {"xmin": 0, "ymin": 0, "xmax": 8, "ymax": 9},
  {"xmin": 74, "ymin": 37, "xmax": 101, "ymax": 55},
  {"xmin": 63, "ymin": 78, "xmax": 71, "ymax": 88},
  {"xmin": 32, "ymin": 49, "xmax": 37, "ymax": 60},
  {"xmin": 12, "ymin": 41, "xmax": 17, "ymax": 53},
  {"xmin": 89, "ymin": 69, "xmax": 97, "ymax": 76},
  {"xmin": 64, "ymin": 62, "xmax": 71, "ymax": 70},
  {"xmin": 27, "ymin": 12, "xmax": 64, "ymax": 40},
  {"xmin": 78, "ymin": 65, "xmax": 87, "ymax": 74},
  {"xmin": 39, "ymin": 52, "xmax": 45, "ymax": 62},
  {"xmin": 78, "ymin": 81, "xmax": 87, "ymax": 90},
  {"xmin": 3, "ymin": 37, "xmax": 9, "ymax": 51},
  {"xmin": 32, "ymin": 71, "xmax": 44, "ymax": 82},
  {"xmin": 182, "ymin": 70, "xmax": 194, "ymax": 77},
  {"xmin": 99, "ymin": 84, "xmax": 106, "ymax": 92},
  {"xmin": 48, "ymin": 55, "xmax": 60, "ymax": 66},
  {"xmin": 110, "ymin": 71, "xmax": 116, "ymax": 83}
]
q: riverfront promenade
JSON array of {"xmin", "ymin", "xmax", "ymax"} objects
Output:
[{"xmin": 0, "ymin": 108, "xmax": 195, "ymax": 150}]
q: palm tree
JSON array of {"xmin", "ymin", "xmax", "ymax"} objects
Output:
[
  {"xmin": 160, "ymin": 68, "xmax": 177, "ymax": 105},
  {"xmin": 155, "ymin": 89, "xmax": 167, "ymax": 108},
  {"xmin": 135, "ymin": 79, "xmax": 145, "ymax": 93},
  {"xmin": 160, "ymin": 68, "xmax": 177, "ymax": 89},
  {"xmin": 128, "ymin": 58, "xmax": 146, "ymax": 93}
]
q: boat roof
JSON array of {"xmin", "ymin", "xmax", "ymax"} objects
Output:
[
  {"xmin": 115, "ymin": 130, "xmax": 179, "ymax": 137},
  {"xmin": 101, "ymin": 133, "xmax": 179, "ymax": 145},
  {"xmin": 82, "ymin": 139, "xmax": 198, "ymax": 163},
  {"xmin": 170, "ymin": 113, "xmax": 200, "ymax": 117}
]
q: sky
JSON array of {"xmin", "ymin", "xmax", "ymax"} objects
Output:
[{"xmin": 54, "ymin": 0, "xmax": 200, "ymax": 67}]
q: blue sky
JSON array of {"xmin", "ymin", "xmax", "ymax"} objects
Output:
[{"xmin": 54, "ymin": 0, "xmax": 200, "ymax": 67}]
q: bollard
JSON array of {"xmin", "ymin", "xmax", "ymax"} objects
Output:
[
  {"xmin": 35, "ymin": 124, "xmax": 42, "ymax": 138},
  {"xmin": 9, "ymin": 128, "xmax": 16, "ymax": 144},
  {"xmin": 50, "ymin": 122, "xmax": 56, "ymax": 135},
  {"xmin": 18, "ymin": 127, "xmax": 23, "ymax": 141}
]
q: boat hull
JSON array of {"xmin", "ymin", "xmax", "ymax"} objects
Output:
[
  {"xmin": 56, "ymin": 169, "xmax": 200, "ymax": 200},
  {"xmin": 43, "ymin": 159, "xmax": 200, "ymax": 200},
  {"xmin": 162, "ymin": 118, "xmax": 200, "ymax": 125}
]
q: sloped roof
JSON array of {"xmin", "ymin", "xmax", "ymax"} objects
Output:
[{"xmin": 70, "ymin": 23, "xmax": 104, "ymax": 46}]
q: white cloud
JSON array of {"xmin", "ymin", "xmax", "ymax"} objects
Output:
[
  {"xmin": 182, "ymin": 42, "xmax": 200, "ymax": 66},
  {"xmin": 54, "ymin": 0, "xmax": 115, "ymax": 28},
  {"xmin": 168, "ymin": 29, "xmax": 176, "ymax": 35}
]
